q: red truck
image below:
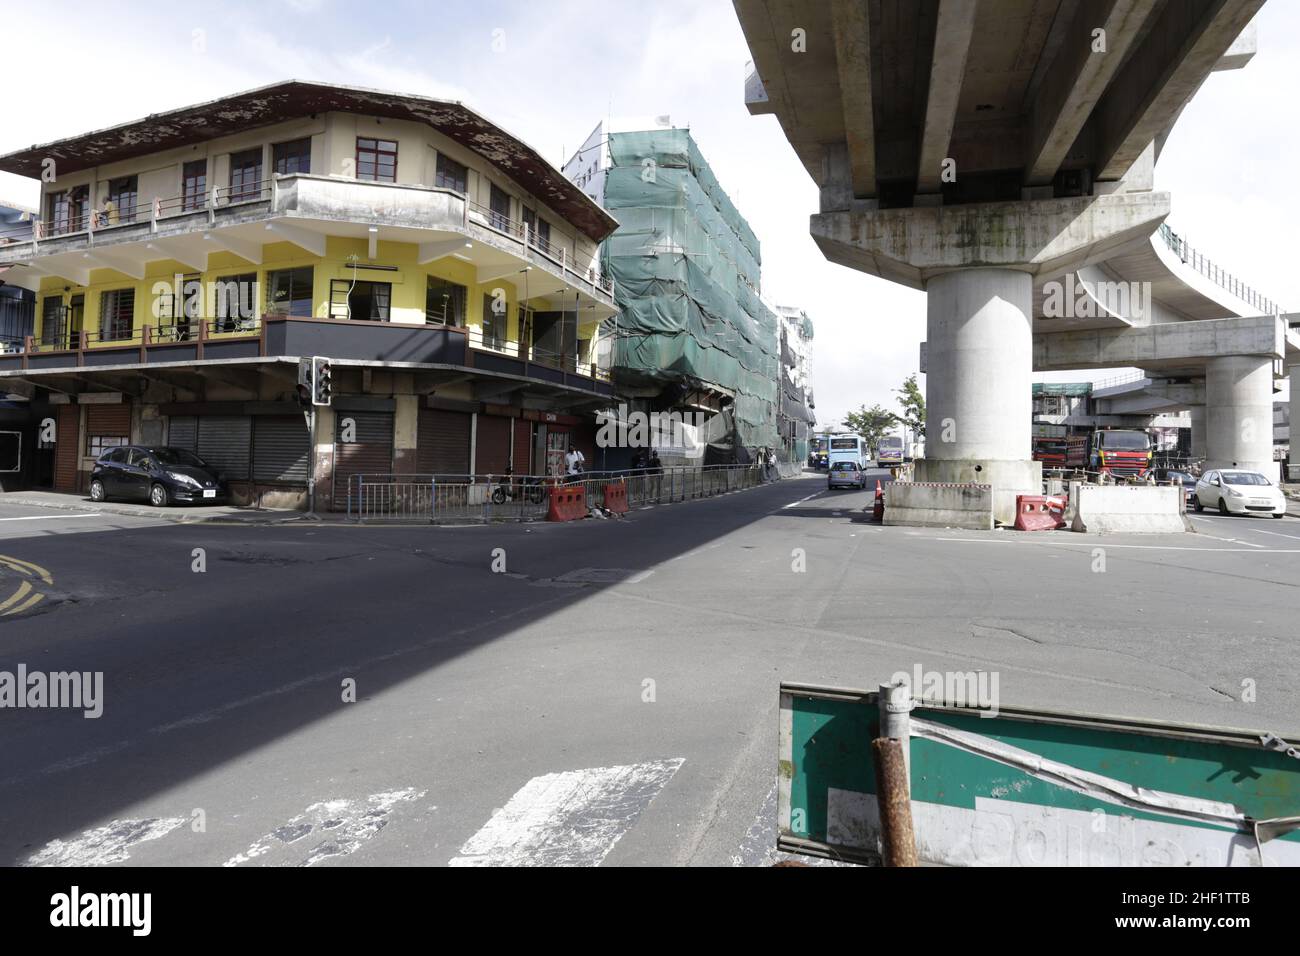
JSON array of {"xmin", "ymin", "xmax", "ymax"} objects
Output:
[{"xmin": 1063, "ymin": 428, "xmax": 1153, "ymax": 478}]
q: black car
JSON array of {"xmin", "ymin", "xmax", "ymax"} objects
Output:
[
  {"xmin": 90, "ymin": 445, "xmax": 229, "ymax": 507},
  {"xmin": 1152, "ymin": 467, "xmax": 1197, "ymax": 507}
]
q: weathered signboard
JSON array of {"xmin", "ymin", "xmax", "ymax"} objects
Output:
[{"xmin": 778, "ymin": 682, "xmax": 1300, "ymax": 866}]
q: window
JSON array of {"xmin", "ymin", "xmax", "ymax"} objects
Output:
[
  {"xmin": 87, "ymin": 434, "xmax": 128, "ymax": 458},
  {"xmin": 266, "ymin": 267, "xmax": 313, "ymax": 317},
  {"xmin": 356, "ymin": 138, "xmax": 397, "ymax": 183},
  {"xmin": 425, "ymin": 276, "xmax": 467, "ymax": 326},
  {"xmin": 481, "ymin": 292, "xmax": 507, "ymax": 349},
  {"xmin": 99, "ymin": 288, "xmax": 135, "ymax": 342},
  {"xmin": 213, "ymin": 273, "xmax": 259, "ymax": 331},
  {"xmin": 522, "ymin": 208, "xmax": 551, "ymax": 249},
  {"xmin": 46, "ymin": 186, "xmax": 88, "ymax": 234},
  {"xmin": 273, "ymin": 138, "xmax": 312, "ymax": 176},
  {"xmin": 106, "ymin": 176, "xmax": 138, "ymax": 223},
  {"xmin": 229, "ymin": 148, "xmax": 263, "ymax": 202},
  {"xmin": 330, "ymin": 279, "xmax": 391, "ymax": 321},
  {"xmin": 435, "ymin": 153, "xmax": 467, "ymax": 193},
  {"xmin": 101, "ymin": 447, "xmax": 129, "ymax": 464},
  {"xmin": 182, "ymin": 160, "xmax": 207, "ymax": 211},
  {"xmin": 157, "ymin": 273, "xmax": 202, "ymax": 340},
  {"xmin": 40, "ymin": 297, "xmax": 66, "ymax": 348},
  {"xmin": 489, "ymin": 183, "xmax": 511, "ymax": 231}
]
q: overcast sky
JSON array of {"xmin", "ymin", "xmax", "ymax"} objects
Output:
[{"xmin": 1, "ymin": 0, "xmax": 1293, "ymax": 428}]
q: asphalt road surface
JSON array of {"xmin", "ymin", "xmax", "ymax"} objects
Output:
[{"xmin": 1, "ymin": 470, "xmax": 1298, "ymax": 867}]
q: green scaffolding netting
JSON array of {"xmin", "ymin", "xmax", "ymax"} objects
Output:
[{"xmin": 602, "ymin": 129, "xmax": 779, "ymax": 452}]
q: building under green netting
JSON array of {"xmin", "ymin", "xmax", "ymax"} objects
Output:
[{"xmin": 601, "ymin": 128, "xmax": 780, "ymax": 458}]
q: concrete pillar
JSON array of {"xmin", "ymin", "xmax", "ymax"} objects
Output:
[
  {"xmin": 312, "ymin": 405, "xmax": 336, "ymax": 511},
  {"xmin": 393, "ymin": 394, "xmax": 419, "ymax": 474},
  {"xmin": 915, "ymin": 268, "xmax": 1041, "ymax": 522},
  {"xmin": 1188, "ymin": 405, "xmax": 1206, "ymax": 461},
  {"xmin": 925, "ymin": 268, "xmax": 1032, "ymax": 460},
  {"xmin": 1205, "ymin": 354, "xmax": 1276, "ymax": 480}
]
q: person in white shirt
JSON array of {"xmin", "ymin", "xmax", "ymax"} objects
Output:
[{"xmin": 564, "ymin": 448, "xmax": 585, "ymax": 480}]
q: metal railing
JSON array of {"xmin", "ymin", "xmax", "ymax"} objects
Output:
[
  {"xmin": 346, "ymin": 464, "xmax": 767, "ymax": 522},
  {"xmin": 463, "ymin": 325, "xmax": 612, "ymax": 382},
  {"xmin": 1158, "ymin": 223, "xmax": 1283, "ymax": 315}
]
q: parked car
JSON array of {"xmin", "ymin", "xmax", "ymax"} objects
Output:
[
  {"xmin": 1152, "ymin": 467, "xmax": 1197, "ymax": 508},
  {"xmin": 1193, "ymin": 469, "xmax": 1285, "ymax": 517},
  {"xmin": 827, "ymin": 460, "xmax": 867, "ymax": 490},
  {"xmin": 90, "ymin": 446, "xmax": 229, "ymax": 507}
]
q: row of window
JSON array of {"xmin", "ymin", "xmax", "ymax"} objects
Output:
[{"xmin": 46, "ymin": 137, "xmax": 554, "ymax": 242}]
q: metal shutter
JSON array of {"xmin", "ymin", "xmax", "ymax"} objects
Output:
[
  {"xmin": 54, "ymin": 405, "xmax": 78, "ymax": 491},
  {"xmin": 476, "ymin": 414, "xmax": 511, "ymax": 477},
  {"xmin": 513, "ymin": 418, "xmax": 532, "ymax": 475},
  {"xmin": 252, "ymin": 416, "xmax": 309, "ymax": 483},
  {"xmin": 417, "ymin": 409, "xmax": 470, "ymax": 477},
  {"xmin": 333, "ymin": 411, "xmax": 393, "ymax": 508},
  {"xmin": 197, "ymin": 416, "xmax": 252, "ymax": 481},
  {"xmin": 168, "ymin": 416, "xmax": 198, "ymax": 452},
  {"xmin": 86, "ymin": 403, "xmax": 130, "ymax": 436}
]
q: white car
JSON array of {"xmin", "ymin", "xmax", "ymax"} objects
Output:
[{"xmin": 1193, "ymin": 469, "xmax": 1286, "ymax": 518}]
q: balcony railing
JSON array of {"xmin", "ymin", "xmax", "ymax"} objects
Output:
[
  {"xmin": 2, "ymin": 176, "xmax": 615, "ymax": 301},
  {"xmin": 1157, "ymin": 223, "xmax": 1283, "ymax": 315}
]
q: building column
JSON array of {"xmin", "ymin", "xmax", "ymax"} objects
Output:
[
  {"xmin": 1188, "ymin": 404, "xmax": 1206, "ymax": 461},
  {"xmin": 393, "ymin": 394, "xmax": 419, "ymax": 474},
  {"xmin": 311, "ymin": 405, "xmax": 336, "ymax": 511},
  {"xmin": 1205, "ymin": 354, "xmax": 1276, "ymax": 480},
  {"xmin": 1289, "ymin": 362, "xmax": 1300, "ymax": 482},
  {"xmin": 916, "ymin": 267, "xmax": 1041, "ymax": 521}
]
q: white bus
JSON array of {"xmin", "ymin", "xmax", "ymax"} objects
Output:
[
  {"xmin": 827, "ymin": 434, "xmax": 869, "ymax": 469},
  {"xmin": 876, "ymin": 435, "xmax": 905, "ymax": 466}
]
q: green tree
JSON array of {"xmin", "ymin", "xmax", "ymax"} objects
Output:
[
  {"xmin": 895, "ymin": 374, "xmax": 926, "ymax": 436},
  {"xmin": 843, "ymin": 404, "xmax": 898, "ymax": 452}
]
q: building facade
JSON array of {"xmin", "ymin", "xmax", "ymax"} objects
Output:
[
  {"xmin": 0, "ymin": 81, "xmax": 622, "ymax": 505},
  {"xmin": 774, "ymin": 304, "xmax": 815, "ymax": 464}
]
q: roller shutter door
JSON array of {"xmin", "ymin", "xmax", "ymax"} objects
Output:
[
  {"xmin": 252, "ymin": 417, "xmax": 309, "ymax": 484},
  {"xmin": 513, "ymin": 419, "xmax": 532, "ymax": 475},
  {"xmin": 54, "ymin": 405, "xmax": 79, "ymax": 491},
  {"xmin": 476, "ymin": 415, "xmax": 511, "ymax": 477},
  {"xmin": 86, "ymin": 403, "xmax": 130, "ymax": 438},
  {"xmin": 168, "ymin": 416, "xmax": 198, "ymax": 451},
  {"xmin": 333, "ymin": 411, "xmax": 393, "ymax": 508},
  {"xmin": 196, "ymin": 416, "xmax": 252, "ymax": 481},
  {"xmin": 417, "ymin": 409, "xmax": 470, "ymax": 477}
]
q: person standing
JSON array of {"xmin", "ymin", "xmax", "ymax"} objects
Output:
[
  {"xmin": 647, "ymin": 447, "xmax": 663, "ymax": 502},
  {"xmin": 564, "ymin": 446, "xmax": 586, "ymax": 483}
]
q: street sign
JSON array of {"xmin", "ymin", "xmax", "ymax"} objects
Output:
[{"xmin": 778, "ymin": 682, "xmax": 1300, "ymax": 866}]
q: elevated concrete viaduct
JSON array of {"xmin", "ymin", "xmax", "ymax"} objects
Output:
[{"xmin": 735, "ymin": 0, "xmax": 1268, "ymax": 519}]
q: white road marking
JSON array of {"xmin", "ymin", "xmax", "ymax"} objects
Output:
[
  {"xmin": 781, "ymin": 492, "xmax": 822, "ymax": 509},
  {"xmin": 935, "ymin": 537, "xmax": 1300, "ymax": 553},
  {"xmin": 449, "ymin": 759, "xmax": 683, "ymax": 867},
  {"xmin": 24, "ymin": 816, "xmax": 186, "ymax": 866},
  {"xmin": 0, "ymin": 513, "xmax": 98, "ymax": 522},
  {"xmin": 224, "ymin": 788, "xmax": 426, "ymax": 867}
]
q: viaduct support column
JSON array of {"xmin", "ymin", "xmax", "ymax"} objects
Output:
[
  {"xmin": 1188, "ymin": 404, "xmax": 1206, "ymax": 462},
  {"xmin": 916, "ymin": 267, "xmax": 1041, "ymax": 521},
  {"xmin": 1205, "ymin": 354, "xmax": 1276, "ymax": 480}
]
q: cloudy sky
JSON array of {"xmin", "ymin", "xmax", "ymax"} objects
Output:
[{"xmin": 1, "ymin": 0, "xmax": 1293, "ymax": 428}]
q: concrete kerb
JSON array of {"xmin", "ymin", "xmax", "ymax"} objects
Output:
[{"xmin": 0, "ymin": 491, "xmax": 303, "ymax": 525}]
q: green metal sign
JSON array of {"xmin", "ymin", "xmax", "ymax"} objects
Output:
[{"xmin": 779, "ymin": 683, "xmax": 1300, "ymax": 866}]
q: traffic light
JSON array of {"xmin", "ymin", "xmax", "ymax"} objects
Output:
[
  {"xmin": 312, "ymin": 356, "xmax": 332, "ymax": 407},
  {"xmin": 296, "ymin": 358, "xmax": 313, "ymax": 408}
]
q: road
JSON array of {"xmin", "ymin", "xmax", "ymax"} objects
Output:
[{"xmin": 1, "ymin": 469, "xmax": 1298, "ymax": 866}]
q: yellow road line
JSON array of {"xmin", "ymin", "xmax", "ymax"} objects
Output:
[
  {"xmin": 0, "ymin": 554, "xmax": 53, "ymax": 585},
  {"xmin": 3, "ymin": 591, "xmax": 44, "ymax": 616},
  {"xmin": 0, "ymin": 580, "xmax": 32, "ymax": 613}
]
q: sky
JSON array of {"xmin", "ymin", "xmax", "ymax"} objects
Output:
[{"xmin": 1, "ymin": 0, "xmax": 1295, "ymax": 430}]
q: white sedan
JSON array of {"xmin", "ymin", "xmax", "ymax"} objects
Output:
[{"xmin": 1193, "ymin": 469, "xmax": 1287, "ymax": 518}]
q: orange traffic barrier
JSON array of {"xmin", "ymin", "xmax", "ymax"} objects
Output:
[
  {"xmin": 1014, "ymin": 495, "xmax": 1059, "ymax": 531},
  {"xmin": 604, "ymin": 481, "xmax": 629, "ymax": 515},
  {"xmin": 871, "ymin": 481, "xmax": 884, "ymax": 521},
  {"xmin": 1045, "ymin": 494, "xmax": 1068, "ymax": 528},
  {"xmin": 547, "ymin": 484, "xmax": 587, "ymax": 522}
]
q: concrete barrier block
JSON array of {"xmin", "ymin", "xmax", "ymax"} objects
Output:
[
  {"xmin": 1070, "ymin": 484, "xmax": 1186, "ymax": 534},
  {"xmin": 884, "ymin": 482, "xmax": 994, "ymax": 530}
]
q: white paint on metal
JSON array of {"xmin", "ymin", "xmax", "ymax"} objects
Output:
[
  {"xmin": 448, "ymin": 759, "xmax": 683, "ymax": 867},
  {"xmin": 24, "ymin": 816, "xmax": 186, "ymax": 866}
]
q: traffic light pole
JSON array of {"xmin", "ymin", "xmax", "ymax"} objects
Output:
[{"xmin": 306, "ymin": 405, "xmax": 317, "ymax": 516}]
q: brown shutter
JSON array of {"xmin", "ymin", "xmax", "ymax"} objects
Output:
[
  {"xmin": 476, "ymin": 414, "xmax": 511, "ymax": 477},
  {"xmin": 332, "ymin": 411, "xmax": 393, "ymax": 509},
  {"xmin": 417, "ymin": 409, "xmax": 470, "ymax": 476},
  {"xmin": 86, "ymin": 403, "xmax": 130, "ymax": 437},
  {"xmin": 513, "ymin": 418, "xmax": 532, "ymax": 475},
  {"xmin": 54, "ymin": 405, "xmax": 79, "ymax": 491}
]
